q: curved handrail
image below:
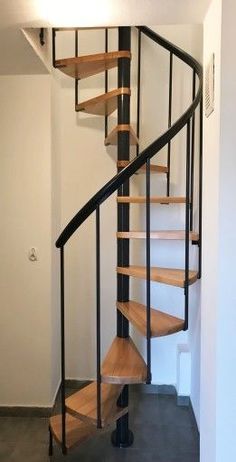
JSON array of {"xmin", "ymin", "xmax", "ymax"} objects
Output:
[{"xmin": 56, "ymin": 26, "xmax": 203, "ymax": 248}]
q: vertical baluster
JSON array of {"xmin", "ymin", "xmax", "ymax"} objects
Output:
[
  {"xmin": 198, "ymin": 98, "xmax": 203, "ymax": 278},
  {"xmin": 184, "ymin": 121, "xmax": 191, "ymax": 331},
  {"xmin": 136, "ymin": 29, "xmax": 141, "ymax": 156},
  {"xmin": 48, "ymin": 426, "xmax": 53, "ymax": 456},
  {"xmin": 146, "ymin": 158, "xmax": 151, "ymax": 383},
  {"xmin": 190, "ymin": 70, "xmax": 196, "ymax": 230},
  {"xmin": 60, "ymin": 246, "xmax": 67, "ymax": 454},
  {"xmin": 52, "ymin": 29, "xmax": 56, "ymax": 68},
  {"xmin": 39, "ymin": 28, "xmax": 45, "ymax": 46},
  {"xmin": 75, "ymin": 29, "xmax": 79, "ymax": 109},
  {"xmin": 96, "ymin": 206, "xmax": 102, "ymax": 429},
  {"xmin": 105, "ymin": 28, "xmax": 108, "ymax": 139},
  {"xmin": 167, "ymin": 52, "xmax": 173, "ymax": 196}
]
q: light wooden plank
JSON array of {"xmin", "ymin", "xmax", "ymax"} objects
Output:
[
  {"xmin": 117, "ymin": 196, "xmax": 187, "ymax": 204},
  {"xmin": 117, "ymin": 160, "xmax": 168, "ymax": 173},
  {"xmin": 117, "ymin": 301, "xmax": 184, "ymax": 337},
  {"xmin": 49, "ymin": 413, "xmax": 96, "ymax": 450},
  {"xmin": 102, "ymin": 337, "xmax": 147, "ymax": 384},
  {"xmin": 105, "ymin": 125, "xmax": 139, "ymax": 146},
  {"xmin": 117, "ymin": 230, "xmax": 199, "ymax": 241},
  {"xmin": 76, "ymin": 88, "xmax": 130, "ymax": 116},
  {"xmin": 116, "ymin": 265, "xmax": 198, "ymax": 288},
  {"xmin": 66, "ymin": 382, "xmax": 127, "ymax": 427},
  {"xmin": 55, "ymin": 51, "xmax": 131, "ymax": 79}
]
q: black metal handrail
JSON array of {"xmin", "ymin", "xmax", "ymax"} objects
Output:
[{"xmin": 56, "ymin": 27, "xmax": 202, "ymax": 248}]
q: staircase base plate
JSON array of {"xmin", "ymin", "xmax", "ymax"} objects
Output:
[{"xmin": 111, "ymin": 429, "xmax": 134, "ymax": 448}]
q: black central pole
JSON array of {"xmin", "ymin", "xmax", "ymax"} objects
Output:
[{"xmin": 111, "ymin": 26, "xmax": 134, "ymax": 449}]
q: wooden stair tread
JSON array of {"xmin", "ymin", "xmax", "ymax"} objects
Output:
[
  {"xmin": 117, "ymin": 265, "xmax": 198, "ymax": 288},
  {"xmin": 117, "ymin": 196, "xmax": 187, "ymax": 204},
  {"xmin": 55, "ymin": 51, "xmax": 131, "ymax": 79},
  {"xmin": 105, "ymin": 125, "xmax": 139, "ymax": 146},
  {"xmin": 102, "ymin": 336, "xmax": 147, "ymax": 384},
  {"xmin": 117, "ymin": 301, "xmax": 184, "ymax": 337},
  {"xmin": 117, "ymin": 230, "xmax": 199, "ymax": 241},
  {"xmin": 66, "ymin": 382, "xmax": 127, "ymax": 427},
  {"xmin": 49, "ymin": 413, "xmax": 96, "ymax": 450},
  {"xmin": 117, "ymin": 160, "xmax": 167, "ymax": 173},
  {"xmin": 76, "ymin": 88, "xmax": 130, "ymax": 116}
]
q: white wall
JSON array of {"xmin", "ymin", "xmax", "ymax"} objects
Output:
[
  {"xmin": 0, "ymin": 75, "xmax": 56, "ymax": 406},
  {"xmin": 216, "ymin": 0, "xmax": 236, "ymax": 462},
  {"xmin": 50, "ymin": 76, "xmax": 62, "ymax": 402},
  {"xmin": 216, "ymin": 2, "xmax": 236, "ymax": 458},
  {"xmin": 201, "ymin": 0, "xmax": 236, "ymax": 460},
  {"xmin": 201, "ymin": 0, "xmax": 222, "ymax": 457},
  {"xmin": 202, "ymin": 0, "xmax": 221, "ymax": 454}
]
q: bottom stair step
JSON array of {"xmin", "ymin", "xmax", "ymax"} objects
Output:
[
  {"xmin": 49, "ymin": 413, "xmax": 96, "ymax": 450},
  {"xmin": 66, "ymin": 382, "xmax": 127, "ymax": 428},
  {"xmin": 117, "ymin": 301, "xmax": 184, "ymax": 337}
]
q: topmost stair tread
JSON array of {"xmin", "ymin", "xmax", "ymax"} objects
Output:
[
  {"xmin": 76, "ymin": 87, "xmax": 131, "ymax": 116},
  {"xmin": 117, "ymin": 265, "xmax": 198, "ymax": 288},
  {"xmin": 66, "ymin": 382, "xmax": 127, "ymax": 428},
  {"xmin": 55, "ymin": 51, "xmax": 131, "ymax": 79},
  {"xmin": 102, "ymin": 336, "xmax": 147, "ymax": 384}
]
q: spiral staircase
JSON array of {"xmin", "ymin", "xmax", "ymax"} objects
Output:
[{"xmin": 48, "ymin": 26, "xmax": 203, "ymax": 456}]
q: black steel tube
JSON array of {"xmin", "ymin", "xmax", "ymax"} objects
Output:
[
  {"xmin": 112, "ymin": 386, "xmax": 133, "ymax": 447},
  {"xmin": 48, "ymin": 426, "xmax": 53, "ymax": 456},
  {"xmin": 39, "ymin": 28, "xmax": 45, "ymax": 46},
  {"xmin": 114, "ymin": 26, "xmax": 133, "ymax": 448},
  {"xmin": 167, "ymin": 52, "xmax": 173, "ymax": 196},
  {"xmin": 105, "ymin": 28, "xmax": 108, "ymax": 139},
  {"xmin": 198, "ymin": 98, "xmax": 203, "ymax": 278},
  {"xmin": 146, "ymin": 158, "xmax": 151, "ymax": 384},
  {"xmin": 52, "ymin": 29, "xmax": 56, "ymax": 68},
  {"xmin": 75, "ymin": 29, "xmax": 79, "ymax": 56},
  {"xmin": 75, "ymin": 81, "xmax": 79, "ymax": 109},
  {"xmin": 117, "ymin": 26, "xmax": 131, "ymax": 338},
  {"xmin": 60, "ymin": 247, "xmax": 67, "ymax": 454},
  {"xmin": 136, "ymin": 29, "xmax": 141, "ymax": 156},
  {"xmin": 75, "ymin": 30, "xmax": 79, "ymax": 109},
  {"xmin": 96, "ymin": 206, "xmax": 102, "ymax": 429},
  {"xmin": 190, "ymin": 70, "xmax": 196, "ymax": 230},
  {"xmin": 184, "ymin": 121, "xmax": 191, "ymax": 331}
]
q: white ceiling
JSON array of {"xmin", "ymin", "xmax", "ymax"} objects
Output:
[
  {"xmin": 0, "ymin": 0, "xmax": 212, "ymax": 28},
  {"xmin": 0, "ymin": 0, "xmax": 212, "ymax": 74}
]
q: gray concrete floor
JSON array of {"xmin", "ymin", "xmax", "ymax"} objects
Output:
[{"xmin": 0, "ymin": 391, "xmax": 199, "ymax": 462}]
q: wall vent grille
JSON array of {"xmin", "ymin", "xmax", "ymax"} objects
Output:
[{"xmin": 205, "ymin": 53, "xmax": 215, "ymax": 118}]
